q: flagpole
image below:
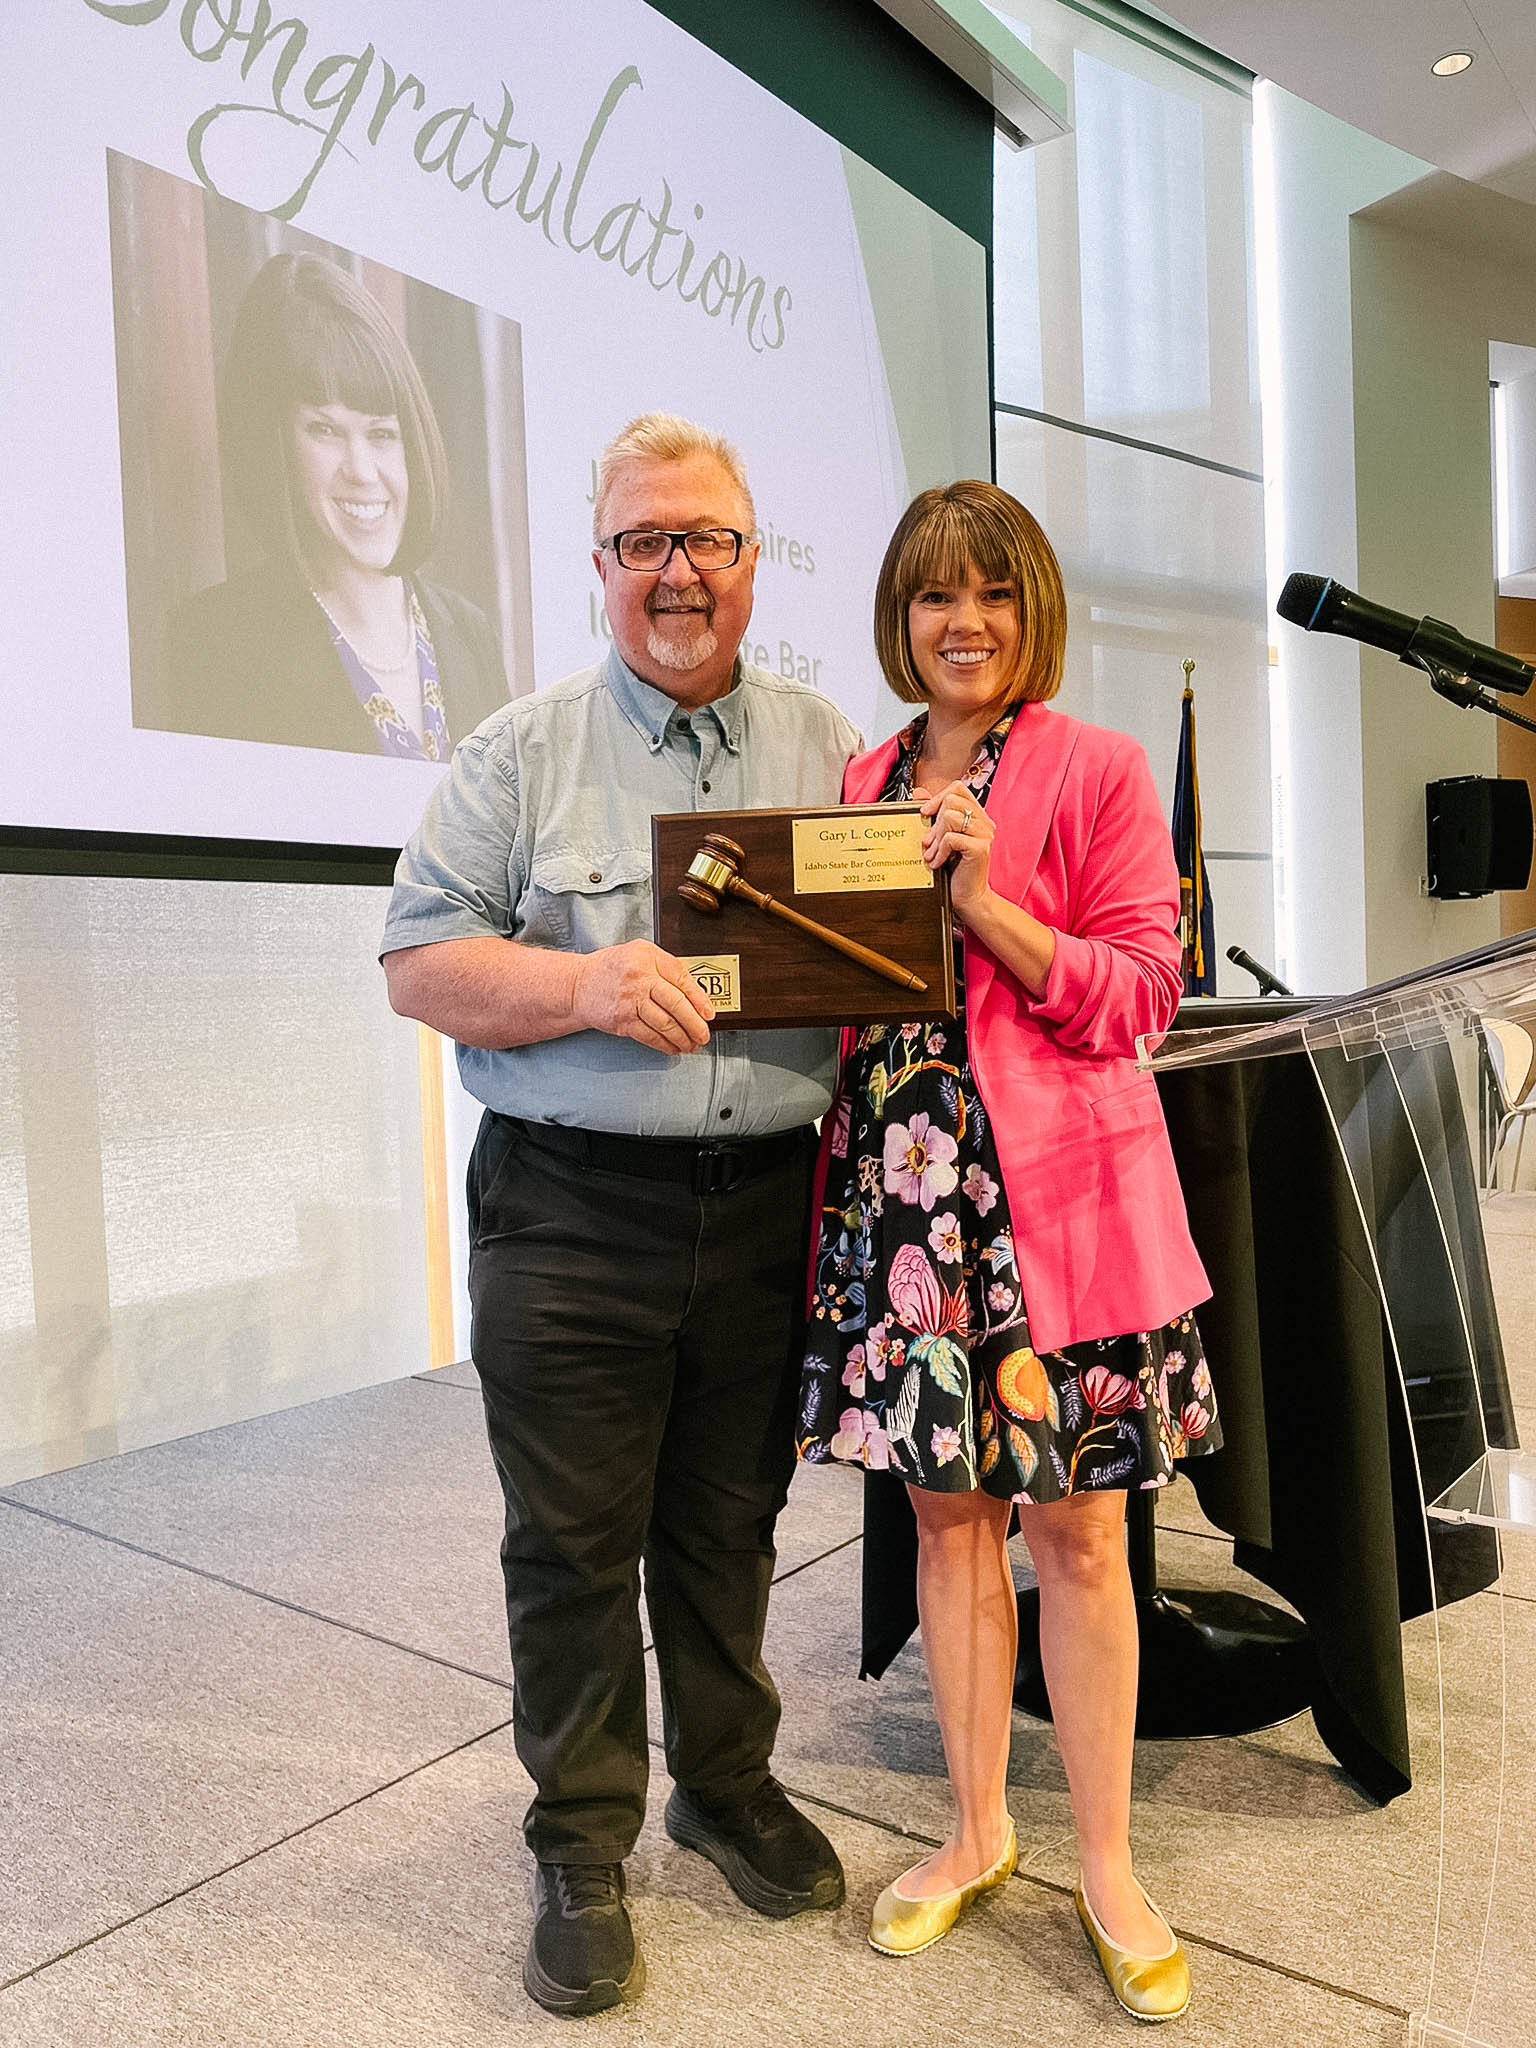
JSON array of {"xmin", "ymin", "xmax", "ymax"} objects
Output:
[{"xmin": 1182, "ymin": 658, "xmax": 1206, "ymax": 987}]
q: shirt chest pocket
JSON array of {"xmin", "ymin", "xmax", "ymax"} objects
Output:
[{"xmin": 520, "ymin": 846, "xmax": 654, "ymax": 953}]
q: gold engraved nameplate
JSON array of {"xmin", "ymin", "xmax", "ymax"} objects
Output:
[{"xmin": 790, "ymin": 811, "xmax": 933, "ymax": 895}]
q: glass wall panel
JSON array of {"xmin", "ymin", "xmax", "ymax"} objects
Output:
[
  {"xmin": 0, "ymin": 974, "xmax": 28, "ymax": 1339},
  {"xmin": 997, "ymin": 409, "xmax": 1271, "ymax": 987},
  {"xmin": 1074, "ymin": 48, "xmax": 1211, "ymax": 430},
  {"xmin": 0, "ymin": 874, "xmax": 428, "ymax": 1482},
  {"xmin": 1198, "ymin": 854, "xmax": 1275, "ymax": 992},
  {"xmin": 994, "ymin": 120, "xmax": 1044, "ymax": 410},
  {"xmin": 989, "ymin": 0, "xmax": 1260, "ymax": 474},
  {"xmin": 987, "ymin": 0, "xmax": 1271, "ymax": 994}
]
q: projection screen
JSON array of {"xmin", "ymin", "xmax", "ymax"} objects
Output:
[{"xmin": 1, "ymin": 0, "xmax": 992, "ymax": 866}]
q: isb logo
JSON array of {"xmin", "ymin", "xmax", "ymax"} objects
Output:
[{"xmin": 684, "ymin": 956, "xmax": 740, "ymax": 1012}]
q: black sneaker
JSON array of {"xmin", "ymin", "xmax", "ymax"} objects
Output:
[
  {"xmin": 665, "ymin": 1777, "xmax": 845, "ymax": 1919},
  {"xmin": 523, "ymin": 1861, "xmax": 643, "ymax": 2018}
]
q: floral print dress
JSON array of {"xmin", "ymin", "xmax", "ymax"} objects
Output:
[{"xmin": 799, "ymin": 710, "xmax": 1221, "ymax": 1502}]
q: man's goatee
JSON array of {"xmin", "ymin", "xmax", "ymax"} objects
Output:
[{"xmin": 647, "ymin": 624, "xmax": 719, "ymax": 671}]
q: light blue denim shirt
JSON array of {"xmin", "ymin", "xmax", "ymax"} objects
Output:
[{"xmin": 382, "ymin": 647, "xmax": 863, "ymax": 1136}]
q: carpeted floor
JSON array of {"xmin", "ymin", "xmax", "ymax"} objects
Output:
[{"xmin": 2, "ymin": 1196, "xmax": 1532, "ymax": 2047}]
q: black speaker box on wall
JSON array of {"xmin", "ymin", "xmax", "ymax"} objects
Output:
[{"xmin": 1425, "ymin": 776, "xmax": 1534, "ymax": 899}]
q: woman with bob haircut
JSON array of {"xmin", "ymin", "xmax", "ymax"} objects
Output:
[
  {"xmin": 166, "ymin": 252, "xmax": 507, "ymax": 757},
  {"xmin": 800, "ymin": 480, "xmax": 1218, "ymax": 2022}
]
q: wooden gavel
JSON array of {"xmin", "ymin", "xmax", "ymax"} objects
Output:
[{"xmin": 678, "ymin": 833, "xmax": 927, "ymax": 993}]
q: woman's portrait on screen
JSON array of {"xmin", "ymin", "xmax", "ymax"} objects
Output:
[{"xmin": 108, "ymin": 152, "xmax": 533, "ymax": 761}]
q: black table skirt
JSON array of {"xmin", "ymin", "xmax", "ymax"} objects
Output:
[{"xmin": 859, "ymin": 1020, "xmax": 1507, "ymax": 1804}]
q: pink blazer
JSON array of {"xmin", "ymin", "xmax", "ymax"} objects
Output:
[{"xmin": 813, "ymin": 701, "xmax": 1210, "ymax": 1353}]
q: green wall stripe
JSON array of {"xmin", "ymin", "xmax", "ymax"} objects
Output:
[
  {"xmin": 0, "ymin": 826, "xmax": 399, "ymax": 889},
  {"xmin": 643, "ymin": 0, "xmax": 995, "ymax": 249},
  {"xmin": 1053, "ymin": 0, "xmax": 1253, "ymax": 97}
]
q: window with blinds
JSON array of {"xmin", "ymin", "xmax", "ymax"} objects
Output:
[{"xmin": 987, "ymin": 0, "xmax": 1275, "ymax": 985}]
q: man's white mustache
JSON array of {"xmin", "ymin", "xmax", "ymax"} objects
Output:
[{"xmin": 648, "ymin": 593, "xmax": 713, "ymax": 615}]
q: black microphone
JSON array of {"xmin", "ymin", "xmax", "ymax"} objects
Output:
[
  {"xmin": 1277, "ymin": 573, "xmax": 1534, "ymax": 697},
  {"xmin": 1226, "ymin": 945, "xmax": 1293, "ymax": 997}
]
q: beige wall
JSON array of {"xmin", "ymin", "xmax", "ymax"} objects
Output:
[{"xmin": 1349, "ymin": 174, "xmax": 1536, "ymax": 979}]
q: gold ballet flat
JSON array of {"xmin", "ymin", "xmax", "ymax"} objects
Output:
[
  {"xmin": 868, "ymin": 1821, "xmax": 1018, "ymax": 1955},
  {"xmin": 1075, "ymin": 1879, "xmax": 1191, "ymax": 2023}
]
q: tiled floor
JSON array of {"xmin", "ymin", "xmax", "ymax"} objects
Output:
[{"xmin": 3, "ymin": 1197, "xmax": 1532, "ymax": 2046}]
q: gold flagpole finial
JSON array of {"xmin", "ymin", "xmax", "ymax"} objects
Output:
[{"xmin": 1182, "ymin": 657, "xmax": 1195, "ymax": 686}]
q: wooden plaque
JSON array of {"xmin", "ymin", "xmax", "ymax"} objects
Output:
[{"xmin": 652, "ymin": 803, "xmax": 956, "ymax": 1030}]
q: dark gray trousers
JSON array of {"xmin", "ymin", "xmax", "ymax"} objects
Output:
[{"xmin": 467, "ymin": 1112, "xmax": 815, "ymax": 1864}]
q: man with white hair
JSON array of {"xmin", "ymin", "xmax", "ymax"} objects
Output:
[{"xmin": 382, "ymin": 416, "xmax": 859, "ymax": 2017}]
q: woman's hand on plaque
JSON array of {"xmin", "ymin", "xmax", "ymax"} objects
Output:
[{"xmin": 917, "ymin": 779, "xmax": 996, "ymax": 926}]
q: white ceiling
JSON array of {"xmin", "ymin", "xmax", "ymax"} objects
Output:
[{"xmin": 1153, "ymin": 0, "xmax": 1536, "ymax": 205}]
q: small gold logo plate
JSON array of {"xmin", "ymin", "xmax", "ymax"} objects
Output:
[{"xmin": 684, "ymin": 955, "xmax": 742, "ymax": 1012}]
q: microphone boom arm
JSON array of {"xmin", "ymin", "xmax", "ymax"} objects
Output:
[{"xmin": 1401, "ymin": 634, "xmax": 1536, "ymax": 736}]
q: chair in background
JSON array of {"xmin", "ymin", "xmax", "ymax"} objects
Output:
[{"xmin": 1482, "ymin": 1015, "xmax": 1536, "ymax": 1191}]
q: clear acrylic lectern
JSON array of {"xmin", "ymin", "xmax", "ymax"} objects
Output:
[{"xmin": 1142, "ymin": 929, "xmax": 1536, "ymax": 2048}]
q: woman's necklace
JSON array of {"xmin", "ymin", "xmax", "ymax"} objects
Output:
[
  {"xmin": 311, "ymin": 587, "xmax": 417, "ymax": 674},
  {"xmin": 917, "ymin": 735, "xmax": 973, "ymax": 789},
  {"xmin": 917, "ymin": 706, "xmax": 1006, "ymax": 788}
]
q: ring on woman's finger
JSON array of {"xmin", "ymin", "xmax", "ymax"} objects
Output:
[{"xmin": 961, "ymin": 804, "xmax": 973, "ymax": 830}]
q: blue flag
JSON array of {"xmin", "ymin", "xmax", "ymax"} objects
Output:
[{"xmin": 1171, "ymin": 673, "xmax": 1216, "ymax": 996}]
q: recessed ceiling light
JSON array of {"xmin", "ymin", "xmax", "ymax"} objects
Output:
[{"xmin": 1431, "ymin": 51, "xmax": 1474, "ymax": 76}]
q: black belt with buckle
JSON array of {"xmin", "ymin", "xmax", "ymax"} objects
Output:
[{"xmin": 496, "ymin": 1114, "xmax": 814, "ymax": 1196}]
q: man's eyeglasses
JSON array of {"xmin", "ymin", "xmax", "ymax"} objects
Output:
[{"xmin": 602, "ymin": 527, "xmax": 745, "ymax": 572}]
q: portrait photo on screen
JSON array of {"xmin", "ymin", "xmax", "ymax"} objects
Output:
[{"xmin": 107, "ymin": 150, "xmax": 534, "ymax": 762}]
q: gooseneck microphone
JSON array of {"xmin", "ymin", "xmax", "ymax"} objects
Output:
[
  {"xmin": 1277, "ymin": 573, "xmax": 1534, "ymax": 698},
  {"xmin": 1226, "ymin": 945, "xmax": 1292, "ymax": 997}
]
